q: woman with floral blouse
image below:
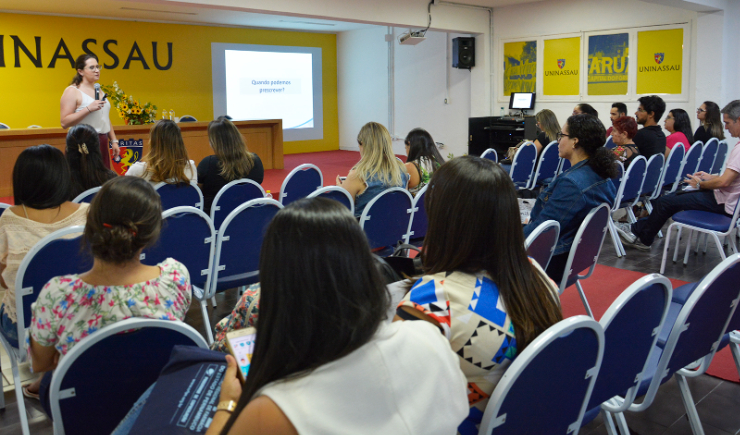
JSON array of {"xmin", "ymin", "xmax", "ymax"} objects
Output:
[{"xmin": 27, "ymin": 177, "xmax": 192, "ymax": 415}]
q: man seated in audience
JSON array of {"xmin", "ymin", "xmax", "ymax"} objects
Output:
[
  {"xmin": 618, "ymin": 100, "xmax": 740, "ymax": 250},
  {"xmin": 607, "ymin": 102, "xmax": 627, "ymax": 137},
  {"xmin": 625, "ymin": 95, "xmax": 666, "ymax": 165}
]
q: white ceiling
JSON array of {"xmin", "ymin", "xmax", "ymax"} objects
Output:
[{"xmin": 0, "ymin": 0, "xmax": 544, "ymax": 33}]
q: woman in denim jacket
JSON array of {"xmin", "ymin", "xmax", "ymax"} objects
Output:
[{"xmin": 523, "ymin": 114, "xmax": 618, "ymax": 284}]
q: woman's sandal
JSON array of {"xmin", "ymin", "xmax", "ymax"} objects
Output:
[{"xmin": 22, "ymin": 385, "xmax": 40, "ymax": 401}]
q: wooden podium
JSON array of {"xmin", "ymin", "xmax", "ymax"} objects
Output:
[{"xmin": 0, "ymin": 119, "xmax": 283, "ymax": 197}]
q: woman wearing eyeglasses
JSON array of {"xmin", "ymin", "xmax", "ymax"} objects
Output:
[
  {"xmin": 694, "ymin": 101, "xmax": 725, "ymax": 145},
  {"xmin": 60, "ymin": 54, "xmax": 120, "ymax": 169}
]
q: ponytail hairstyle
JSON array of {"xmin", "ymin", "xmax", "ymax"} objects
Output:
[
  {"xmin": 566, "ymin": 114, "xmax": 618, "ymax": 180},
  {"xmin": 576, "ymin": 103, "xmax": 599, "ymax": 118},
  {"xmin": 65, "ymin": 124, "xmax": 117, "ymax": 199},
  {"xmin": 703, "ymin": 101, "xmax": 726, "ymax": 140},
  {"xmin": 84, "ymin": 177, "xmax": 162, "ymax": 264},
  {"xmin": 405, "ymin": 128, "xmax": 445, "ymax": 168},
  {"xmin": 207, "ymin": 118, "xmax": 255, "ymax": 181},
  {"xmin": 668, "ymin": 109, "xmax": 695, "ymax": 145},
  {"xmin": 71, "ymin": 54, "xmax": 98, "ymax": 86}
]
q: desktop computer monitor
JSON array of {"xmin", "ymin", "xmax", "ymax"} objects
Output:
[{"xmin": 509, "ymin": 92, "xmax": 536, "ymax": 110}]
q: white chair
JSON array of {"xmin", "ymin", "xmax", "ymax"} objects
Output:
[
  {"xmin": 525, "ymin": 220, "xmax": 560, "ymax": 270},
  {"xmin": 71, "ymin": 186, "xmax": 102, "ymax": 204},
  {"xmin": 27, "ymin": 125, "xmax": 42, "ymax": 129},
  {"xmin": 154, "ymin": 181, "xmax": 204, "ymax": 210},
  {"xmin": 608, "ymin": 157, "xmax": 647, "ymax": 257},
  {"xmin": 178, "ymin": 115, "xmax": 197, "ymax": 122},
  {"xmin": 279, "ymin": 163, "xmax": 323, "ymax": 206},
  {"xmin": 480, "ymin": 148, "xmax": 498, "ymax": 163},
  {"xmin": 307, "ymin": 186, "xmax": 355, "ymax": 215},
  {"xmin": 0, "ymin": 122, "xmax": 9, "ymax": 129}
]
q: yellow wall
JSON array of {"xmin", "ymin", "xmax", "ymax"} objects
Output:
[{"xmin": 0, "ymin": 13, "xmax": 338, "ymax": 154}]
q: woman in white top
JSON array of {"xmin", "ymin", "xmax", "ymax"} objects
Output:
[
  {"xmin": 206, "ymin": 198, "xmax": 468, "ymax": 435},
  {"xmin": 125, "ymin": 119, "xmax": 197, "ymax": 184},
  {"xmin": 60, "ymin": 54, "xmax": 119, "ymax": 170}
]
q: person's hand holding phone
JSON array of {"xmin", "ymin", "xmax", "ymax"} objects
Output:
[{"xmin": 219, "ymin": 355, "xmax": 244, "ymax": 403}]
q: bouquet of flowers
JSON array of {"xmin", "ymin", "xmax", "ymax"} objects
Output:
[{"xmin": 100, "ymin": 82, "xmax": 158, "ymax": 125}]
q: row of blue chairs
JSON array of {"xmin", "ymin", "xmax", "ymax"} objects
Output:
[{"xmin": 481, "ymin": 141, "xmax": 562, "ymax": 190}]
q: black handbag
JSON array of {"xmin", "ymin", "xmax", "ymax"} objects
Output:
[{"xmin": 383, "ymin": 244, "xmax": 424, "ymax": 279}]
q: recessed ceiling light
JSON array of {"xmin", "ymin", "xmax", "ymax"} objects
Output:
[
  {"xmin": 278, "ymin": 20, "xmax": 336, "ymax": 26},
  {"xmin": 120, "ymin": 7, "xmax": 197, "ymax": 15}
]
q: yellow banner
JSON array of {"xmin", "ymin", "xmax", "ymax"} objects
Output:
[
  {"xmin": 636, "ymin": 28, "xmax": 683, "ymax": 95},
  {"xmin": 543, "ymin": 37, "xmax": 580, "ymax": 96},
  {"xmin": 503, "ymin": 41, "xmax": 536, "ymax": 95}
]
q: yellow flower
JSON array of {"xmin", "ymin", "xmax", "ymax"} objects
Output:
[
  {"xmin": 145, "ymin": 108, "xmax": 151, "ymax": 113},
  {"xmin": 120, "ymin": 104, "xmax": 129, "ymax": 111}
]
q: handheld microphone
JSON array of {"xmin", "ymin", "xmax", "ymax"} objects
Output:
[{"xmin": 94, "ymin": 83, "xmax": 100, "ymax": 100}]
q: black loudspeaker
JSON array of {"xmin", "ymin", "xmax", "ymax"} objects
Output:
[{"xmin": 452, "ymin": 37, "xmax": 475, "ymax": 70}]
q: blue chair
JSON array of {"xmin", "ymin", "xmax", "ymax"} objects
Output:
[
  {"xmin": 49, "ymin": 318, "xmax": 208, "ymax": 435},
  {"xmin": 711, "ymin": 140, "xmax": 729, "ymax": 175},
  {"xmin": 681, "ymin": 141, "xmax": 703, "ymax": 179},
  {"xmin": 211, "ymin": 199, "xmax": 283, "ymax": 294},
  {"xmin": 608, "ymin": 157, "xmax": 646, "ymax": 257},
  {"xmin": 140, "ymin": 206, "xmax": 217, "ymax": 343},
  {"xmin": 307, "ymin": 186, "xmax": 354, "ymax": 215},
  {"xmin": 71, "ymin": 186, "xmax": 102, "ymax": 204},
  {"xmin": 660, "ymin": 143, "xmax": 685, "ymax": 194},
  {"xmin": 509, "ymin": 142, "xmax": 537, "ymax": 189},
  {"xmin": 558, "ymin": 156, "xmax": 572, "ymax": 174},
  {"xmin": 178, "ymin": 115, "xmax": 197, "ymax": 122},
  {"xmin": 697, "ymin": 137, "xmax": 719, "ymax": 174},
  {"xmin": 525, "ymin": 220, "xmax": 560, "ymax": 270},
  {"xmin": 639, "ymin": 154, "xmax": 665, "ymax": 214},
  {"xmin": 0, "ymin": 226, "xmax": 88, "ymax": 435},
  {"xmin": 478, "ymin": 316, "xmax": 604, "ymax": 435},
  {"xmin": 620, "ymin": 254, "xmax": 740, "ymax": 435},
  {"xmin": 480, "ymin": 148, "xmax": 498, "ymax": 163},
  {"xmin": 528, "ymin": 141, "xmax": 560, "ymax": 189},
  {"xmin": 0, "ymin": 122, "xmax": 9, "ymax": 129},
  {"xmin": 660, "ymin": 195, "xmax": 740, "ymax": 274},
  {"xmin": 210, "ymin": 179, "xmax": 265, "ymax": 230},
  {"xmin": 407, "ymin": 184, "xmax": 428, "ymax": 242},
  {"xmin": 579, "ymin": 274, "xmax": 672, "ymax": 435},
  {"xmin": 605, "ymin": 136, "xmax": 616, "ymax": 149},
  {"xmin": 155, "ymin": 181, "xmax": 204, "ymax": 211},
  {"xmin": 279, "ymin": 163, "xmax": 323, "ymax": 206},
  {"xmin": 559, "ymin": 204, "xmax": 611, "ymax": 317},
  {"xmin": 359, "ymin": 188, "xmax": 414, "ymax": 251},
  {"xmin": 0, "ymin": 202, "xmax": 10, "ymax": 216}
]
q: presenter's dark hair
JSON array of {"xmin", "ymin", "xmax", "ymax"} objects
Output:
[
  {"xmin": 668, "ymin": 109, "xmax": 694, "ymax": 145},
  {"xmin": 71, "ymin": 54, "xmax": 99, "ymax": 86},
  {"xmin": 638, "ymin": 95, "xmax": 666, "ymax": 122},
  {"xmin": 421, "ymin": 156, "xmax": 562, "ymax": 352},
  {"xmin": 13, "ymin": 145, "xmax": 71, "ymax": 209},
  {"xmin": 405, "ymin": 128, "xmax": 445, "ymax": 167},
  {"xmin": 612, "ymin": 102, "xmax": 627, "ymax": 115},
  {"xmin": 567, "ymin": 114, "xmax": 617, "ymax": 180},
  {"xmin": 577, "ymin": 103, "xmax": 599, "ymax": 117},
  {"xmin": 222, "ymin": 197, "xmax": 389, "ymax": 434},
  {"xmin": 65, "ymin": 124, "xmax": 117, "ymax": 199},
  {"xmin": 85, "ymin": 177, "xmax": 162, "ymax": 265},
  {"xmin": 705, "ymin": 101, "xmax": 726, "ymax": 140}
]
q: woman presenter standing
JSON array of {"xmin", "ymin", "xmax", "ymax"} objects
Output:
[{"xmin": 60, "ymin": 54, "xmax": 119, "ymax": 169}]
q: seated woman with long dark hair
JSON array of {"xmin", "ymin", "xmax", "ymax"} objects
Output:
[
  {"xmin": 403, "ymin": 128, "xmax": 445, "ymax": 195},
  {"xmin": 65, "ymin": 123, "xmax": 117, "ymax": 199},
  {"xmin": 207, "ymin": 198, "xmax": 468, "ymax": 435},
  {"xmin": 396, "ymin": 156, "xmax": 563, "ymax": 435},
  {"xmin": 524, "ymin": 114, "xmax": 617, "ymax": 283},
  {"xmin": 664, "ymin": 108, "xmax": 694, "ymax": 154}
]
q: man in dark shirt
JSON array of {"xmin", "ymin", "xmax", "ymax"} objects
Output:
[
  {"xmin": 606, "ymin": 102, "xmax": 627, "ymax": 137},
  {"xmin": 632, "ymin": 95, "xmax": 666, "ymax": 162}
]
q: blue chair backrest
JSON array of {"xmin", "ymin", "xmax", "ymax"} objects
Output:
[
  {"xmin": 307, "ymin": 186, "xmax": 354, "ymax": 215},
  {"xmin": 560, "ymin": 157, "xmax": 572, "ymax": 174},
  {"xmin": 212, "ymin": 199, "xmax": 283, "ymax": 292},
  {"xmin": 359, "ymin": 188, "xmax": 413, "ymax": 250},
  {"xmin": 682, "ymin": 142, "xmax": 703, "ymax": 177},
  {"xmin": 479, "ymin": 316, "xmax": 604, "ymax": 435},
  {"xmin": 141, "ymin": 207, "xmax": 215, "ymax": 291},
  {"xmin": 71, "ymin": 186, "xmax": 101, "ymax": 204},
  {"xmin": 481, "ymin": 148, "xmax": 498, "ymax": 163},
  {"xmin": 510, "ymin": 142, "xmax": 537, "ymax": 188},
  {"xmin": 0, "ymin": 203, "xmax": 10, "ymax": 216},
  {"xmin": 560, "ymin": 204, "xmax": 610, "ymax": 292},
  {"xmin": 14, "ymin": 226, "xmax": 89, "ymax": 342},
  {"xmin": 279, "ymin": 164, "xmax": 323, "ymax": 206},
  {"xmin": 662, "ymin": 143, "xmax": 685, "ymax": 190},
  {"xmin": 605, "ymin": 136, "xmax": 616, "ymax": 149},
  {"xmin": 525, "ymin": 220, "xmax": 560, "ymax": 271},
  {"xmin": 408, "ymin": 185, "xmax": 428, "ymax": 241},
  {"xmin": 531, "ymin": 141, "xmax": 560, "ymax": 186},
  {"xmin": 617, "ymin": 156, "xmax": 647, "ymax": 207},
  {"xmin": 586, "ymin": 275, "xmax": 671, "ymax": 410},
  {"xmin": 49, "ymin": 318, "xmax": 208, "ymax": 435},
  {"xmin": 641, "ymin": 153, "xmax": 665, "ymax": 201},
  {"xmin": 155, "ymin": 182, "xmax": 203, "ymax": 211},
  {"xmin": 711, "ymin": 140, "xmax": 729, "ymax": 174},
  {"xmin": 697, "ymin": 138, "xmax": 719, "ymax": 173},
  {"xmin": 179, "ymin": 115, "xmax": 197, "ymax": 122},
  {"xmin": 610, "ymin": 161, "xmax": 624, "ymax": 192},
  {"xmin": 210, "ymin": 179, "xmax": 265, "ymax": 230}
]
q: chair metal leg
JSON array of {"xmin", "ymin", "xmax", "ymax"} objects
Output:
[
  {"xmin": 673, "ymin": 226, "xmax": 683, "ymax": 263},
  {"xmin": 661, "ymin": 224, "xmax": 675, "ymax": 275},
  {"xmin": 676, "ymin": 374, "xmax": 705, "ymax": 435},
  {"xmin": 683, "ymin": 230, "xmax": 695, "ymax": 266},
  {"xmin": 200, "ymin": 299, "xmax": 214, "ymax": 345},
  {"xmin": 711, "ymin": 233, "xmax": 727, "ymax": 261},
  {"xmin": 10, "ymin": 356, "xmax": 30, "ymax": 435},
  {"xmin": 211, "ymin": 297, "xmax": 217, "ymax": 309},
  {"xmin": 616, "ymin": 412, "xmax": 630, "ymax": 435},
  {"xmin": 575, "ymin": 281, "xmax": 594, "ymax": 318},
  {"xmin": 609, "ymin": 220, "xmax": 626, "ymax": 257},
  {"xmin": 602, "ymin": 410, "xmax": 619, "ymax": 435},
  {"xmin": 729, "ymin": 335, "xmax": 740, "ymax": 377}
]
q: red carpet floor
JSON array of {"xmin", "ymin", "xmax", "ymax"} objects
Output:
[{"xmin": 562, "ymin": 264, "xmax": 739, "ymax": 383}]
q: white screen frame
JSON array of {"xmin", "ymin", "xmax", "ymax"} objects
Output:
[{"xmin": 212, "ymin": 43, "xmax": 324, "ymax": 141}]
